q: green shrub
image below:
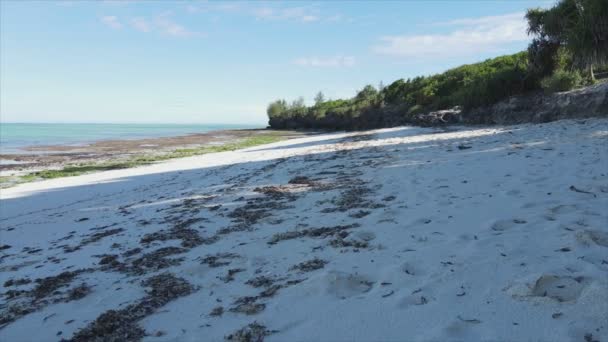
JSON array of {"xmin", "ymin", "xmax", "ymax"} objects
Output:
[
  {"xmin": 541, "ymin": 70, "xmax": 582, "ymax": 93},
  {"xmin": 267, "ymin": 51, "xmax": 536, "ymax": 129}
]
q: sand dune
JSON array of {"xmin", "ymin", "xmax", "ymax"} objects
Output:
[{"xmin": 1, "ymin": 118, "xmax": 607, "ymax": 341}]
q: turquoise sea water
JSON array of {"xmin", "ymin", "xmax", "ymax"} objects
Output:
[{"xmin": 0, "ymin": 123, "xmax": 263, "ymax": 154}]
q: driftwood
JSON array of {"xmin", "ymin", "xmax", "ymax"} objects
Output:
[{"xmin": 413, "ymin": 107, "xmax": 462, "ymax": 126}]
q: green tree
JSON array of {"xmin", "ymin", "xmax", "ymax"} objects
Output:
[
  {"xmin": 355, "ymin": 85, "xmax": 378, "ymax": 102},
  {"xmin": 290, "ymin": 97, "xmax": 306, "ymax": 109},
  {"xmin": 526, "ymin": 0, "xmax": 608, "ymax": 81},
  {"xmin": 266, "ymin": 99, "xmax": 287, "ymax": 118},
  {"xmin": 314, "ymin": 91, "xmax": 325, "ymax": 106}
]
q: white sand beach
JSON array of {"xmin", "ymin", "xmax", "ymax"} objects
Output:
[{"xmin": 1, "ymin": 118, "xmax": 607, "ymax": 341}]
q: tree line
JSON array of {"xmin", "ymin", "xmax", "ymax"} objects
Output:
[{"xmin": 267, "ymin": 0, "xmax": 607, "ymax": 130}]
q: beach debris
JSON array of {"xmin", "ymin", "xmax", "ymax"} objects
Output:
[
  {"xmin": 64, "ymin": 228, "xmax": 124, "ymax": 253},
  {"xmin": 349, "ymin": 210, "xmax": 370, "ymax": 218},
  {"xmin": 225, "ymin": 322, "xmax": 274, "ymax": 342},
  {"xmin": 290, "ymin": 258, "xmax": 327, "ymax": 272},
  {"xmin": 129, "ymin": 247, "xmax": 187, "ymax": 275},
  {"xmin": 219, "ymin": 268, "xmax": 245, "ymax": 283},
  {"xmin": 382, "ymin": 290, "xmax": 395, "ymax": 298},
  {"xmin": 229, "ymin": 296, "xmax": 265, "ymax": 315},
  {"xmin": 201, "ymin": 253, "xmax": 240, "ymax": 268},
  {"xmin": 268, "ymin": 224, "xmax": 360, "ymax": 245},
  {"xmin": 209, "ymin": 306, "xmax": 224, "ymax": 317},
  {"xmin": 66, "ymin": 283, "xmax": 92, "ymax": 301},
  {"xmin": 122, "ymin": 247, "xmax": 142, "ymax": 257},
  {"xmin": 245, "ymin": 276, "xmax": 278, "ymax": 288},
  {"xmin": 288, "ymin": 176, "xmax": 314, "ymax": 185},
  {"xmin": 584, "ymin": 333, "xmax": 600, "ymax": 342},
  {"xmin": 331, "ymin": 186, "xmax": 384, "ymax": 212},
  {"xmin": 98, "ymin": 254, "xmax": 120, "ymax": 267},
  {"xmin": 416, "ymin": 296, "xmax": 428, "ymax": 305},
  {"xmin": 141, "ymin": 218, "xmax": 204, "ymax": 248},
  {"xmin": 70, "ymin": 273, "xmax": 195, "ymax": 342},
  {"xmin": 457, "ymin": 315, "xmax": 481, "ymax": 324},
  {"xmin": 0, "ymin": 269, "xmax": 93, "ymax": 328},
  {"xmin": 569, "ymin": 185, "xmax": 597, "ymax": 197},
  {"xmin": 259, "ymin": 285, "xmax": 282, "ymax": 298},
  {"xmin": 253, "ymin": 186, "xmax": 296, "ymax": 201},
  {"xmin": 32, "ymin": 271, "xmax": 82, "ymax": 300},
  {"xmin": 4, "ymin": 278, "xmax": 32, "ymax": 287},
  {"xmin": 329, "ymin": 233, "xmax": 369, "ymax": 249}
]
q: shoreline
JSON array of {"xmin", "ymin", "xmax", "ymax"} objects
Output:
[{"xmin": 0, "ymin": 128, "xmax": 315, "ymax": 186}]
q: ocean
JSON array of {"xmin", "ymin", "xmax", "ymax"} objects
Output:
[{"xmin": 0, "ymin": 123, "xmax": 263, "ymax": 154}]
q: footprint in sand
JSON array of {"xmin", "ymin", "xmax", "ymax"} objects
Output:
[
  {"xmin": 506, "ymin": 189, "xmax": 521, "ymax": 197},
  {"xmin": 353, "ymin": 231, "xmax": 376, "ymax": 242},
  {"xmin": 544, "ymin": 204, "xmax": 580, "ymax": 221},
  {"xmin": 398, "ymin": 288, "xmax": 435, "ymax": 308},
  {"xmin": 549, "ymin": 204, "xmax": 580, "ymax": 215},
  {"xmin": 440, "ymin": 317, "xmax": 482, "ymax": 340},
  {"xmin": 323, "ymin": 271, "xmax": 374, "ymax": 299},
  {"xmin": 530, "ymin": 275, "xmax": 589, "ymax": 302},
  {"xmin": 507, "ymin": 275, "xmax": 590, "ymax": 303},
  {"xmin": 401, "ymin": 261, "xmax": 424, "ymax": 276},
  {"xmin": 575, "ymin": 230, "xmax": 608, "ymax": 247},
  {"xmin": 489, "ymin": 219, "xmax": 527, "ymax": 232},
  {"xmin": 409, "ymin": 218, "xmax": 433, "ymax": 227}
]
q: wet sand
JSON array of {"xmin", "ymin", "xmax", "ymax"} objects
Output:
[{"xmin": 0, "ymin": 129, "xmax": 310, "ymax": 174}]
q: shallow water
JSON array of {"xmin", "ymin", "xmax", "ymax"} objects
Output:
[{"xmin": 0, "ymin": 122, "xmax": 262, "ymax": 153}]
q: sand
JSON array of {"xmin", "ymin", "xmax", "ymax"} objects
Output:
[{"xmin": 1, "ymin": 118, "xmax": 607, "ymax": 341}]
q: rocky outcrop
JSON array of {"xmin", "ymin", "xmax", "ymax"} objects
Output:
[
  {"xmin": 460, "ymin": 82, "xmax": 608, "ymax": 125},
  {"xmin": 411, "ymin": 107, "xmax": 462, "ymax": 126}
]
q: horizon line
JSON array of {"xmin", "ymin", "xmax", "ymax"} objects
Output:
[{"xmin": 0, "ymin": 121, "xmax": 267, "ymax": 126}]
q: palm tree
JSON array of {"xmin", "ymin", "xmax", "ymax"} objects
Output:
[{"xmin": 526, "ymin": 0, "xmax": 608, "ymax": 81}]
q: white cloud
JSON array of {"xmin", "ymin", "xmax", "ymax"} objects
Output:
[
  {"xmin": 372, "ymin": 12, "xmax": 527, "ymax": 58},
  {"xmin": 155, "ymin": 14, "xmax": 201, "ymax": 37},
  {"xmin": 184, "ymin": 3, "xmax": 346, "ymax": 24},
  {"xmin": 326, "ymin": 14, "xmax": 343, "ymax": 22},
  {"xmin": 101, "ymin": 12, "xmax": 203, "ymax": 38},
  {"xmin": 253, "ymin": 6, "xmax": 319, "ymax": 23},
  {"xmin": 185, "ymin": 2, "xmax": 241, "ymax": 15},
  {"xmin": 185, "ymin": 5, "xmax": 203, "ymax": 14},
  {"xmin": 437, "ymin": 12, "xmax": 524, "ymax": 27},
  {"xmin": 101, "ymin": 0, "xmax": 138, "ymax": 6},
  {"xmin": 293, "ymin": 56, "xmax": 356, "ymax": 68},
  {"xmin": 56, "ymin": 1, "xmax": 77, "ymax": 7},
  {"xmin": 130, "ymin": 17, "xmax": 151, "ymax": 32},
  {"xmin": 100, "ymin": 16, "xmax": 123, "ymax": 29}
]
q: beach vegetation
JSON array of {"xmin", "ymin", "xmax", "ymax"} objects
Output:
[
  {"xmin": 267, "ymin": 0, "xmax": 607, "ymax": 130},
  {"xmin": 267, "ymin": 52, "xmax": 532, "ymax": 129},
  {"xmin": 314, "ymin": 91, "xmax": 325, "ymax": 105},
  {"xmin": 541, "ymin": 70, "xmax": 583, "ymax": 93},
  {"xmin": 526, "ymin": 0, "xmax": 608, "ymax": 81},
  {"xmin": 0, "ymin": 134, "xmax": 285, "ymax": 187}
]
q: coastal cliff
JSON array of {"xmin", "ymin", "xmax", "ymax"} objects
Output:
[
  {"xmin": 413, "ymin": 82, "xmax": 608, "ymax": 126},
  {"xmin": 463, "ymin": 82, "xmax": 608, "ymax": 124}
]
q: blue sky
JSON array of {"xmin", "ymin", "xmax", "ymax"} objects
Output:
[{"xmin": 0, "ymin": 0, "xmax": 554, "ymax": 125}]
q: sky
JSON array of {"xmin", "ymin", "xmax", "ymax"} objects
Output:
[{"xmin": 0, "ymin": 0, "xmax": 555, "ymax": 125}]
